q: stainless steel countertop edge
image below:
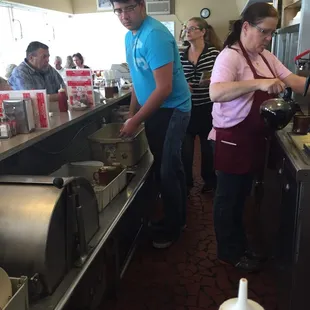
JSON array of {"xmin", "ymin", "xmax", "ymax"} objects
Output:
[
  {"xmin": 275, "ymin": 125, "xmax": 310, "ymax": 180},
  {"xmin": 30, "ymin": 151, "xmax": 153, "ymax": 310},
  {"xmin": 0, "ymin": 92, "xmax": 131, "ymax": 162}
]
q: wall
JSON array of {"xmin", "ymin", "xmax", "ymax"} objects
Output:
[
  {"xmin": 236, "ymin": 0, "xmax": 247, "ymax": 14},
  {"xmin": 174, "ymin": 0, "xmax": 239, "ymax": 40},
  {"xmin": 72, "ymin": 0, "xmax": 240, "ymax": 41},
  {"xmin": 9, "ymin": 0, "xmax": 73, "ymax": 13}
]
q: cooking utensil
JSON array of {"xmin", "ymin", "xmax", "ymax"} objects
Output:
[
  {"xmin": 260, "ymin": 88, "xmax": 299, "ymax": 130},
  {"xmin": 295, "ymin": 50, "xmax": 310, "ymax": 71},
  {"xmin": 0, "ymin": 267, "xmax": 12, "ymax": 308},
  {"xmin": 292, "ymin": 115, "xmax": 310, "ymax": 134},
  {"xmin": 303, "ymin": 76, "xmax": 310, "ymax": 97},
  {"xmin": 290, "ymin": 76, "xmax": 310, "ymax": 134}
]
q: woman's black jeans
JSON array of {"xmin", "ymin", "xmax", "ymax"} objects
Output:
[
  {"xmin": 211, "ymin": 140, "xmax": 253, "ymax": 261},
  {"xmin": 182, "ymin": 104, "xmax": 215, "ymax": 189}
]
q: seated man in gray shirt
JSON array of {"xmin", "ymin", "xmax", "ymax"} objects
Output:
[{"xmin": 9, "ymin": 41, "xmax": 64, "ymax": 102}]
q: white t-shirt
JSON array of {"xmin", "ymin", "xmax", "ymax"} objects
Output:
[{"xmin": 56, "ymin": 67, "xmax": 66, "ymax": 81}]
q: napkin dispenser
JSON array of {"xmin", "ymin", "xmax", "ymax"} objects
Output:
[{"xmin": 3, "ymin": 99, "xmax": 36, "ymax": 134}]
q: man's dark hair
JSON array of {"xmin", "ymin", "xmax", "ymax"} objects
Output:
[
  {"xmin": 109, "ymin": 0, "xmax": 143, "ymax": 6},
  {"xmin": 26, "ymin": 41, "xmax": 49, "ymax": 58}
]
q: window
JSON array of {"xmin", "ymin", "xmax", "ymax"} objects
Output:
[
  {"xmin": 161, "ymin": 21, "xmax": 175, "ymax": 37},
  {"xmin": 61, "ymin": 12, "xmax": 127, "ymax": 70},
  {"xmin": 0, "ymin": 4, "xmax": 176, "ymax": 79}
]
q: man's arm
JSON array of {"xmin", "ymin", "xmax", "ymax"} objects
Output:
[
  {"xmin": 131, "ymin": 62, "xmax": 173, "ymax": 124},
  {"xmin": 131, "ymin": 29, "xmax": 174, "ymax": 124},
  {"xmin": 129, "ymin": 87, "xmax": 139, "ymax": 118},
  {"xmin": 8, "ymin": 69, "xmax": 27, "ymax": 90},
  {"xmin": 0, "ymin": 77, "xmax": 11, "ymax": 91}
]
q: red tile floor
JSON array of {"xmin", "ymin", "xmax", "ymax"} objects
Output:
[{"xmin": 101, "ymin": 140, "xmax": 278, "ymax": 310}]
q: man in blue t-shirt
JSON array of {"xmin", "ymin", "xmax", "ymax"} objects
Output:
[{"xmin": 111, "ymin": 0, "xmax": 191, "ymax": 249}]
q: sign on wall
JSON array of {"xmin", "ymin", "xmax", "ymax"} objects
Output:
[{"xmin": 97, "ymin": 0, "xmax": 113, "ymax": 11}]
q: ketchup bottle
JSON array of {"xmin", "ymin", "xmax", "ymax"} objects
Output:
[{"xmin": 58, "ymin": 85, "xmax": 68, "ymax": 112}]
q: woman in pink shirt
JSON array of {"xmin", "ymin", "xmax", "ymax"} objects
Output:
[{"xmin": 209, "ymin": 2, "xmax": 308, "ymax": 272}]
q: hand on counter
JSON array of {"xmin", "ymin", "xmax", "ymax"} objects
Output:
[{"xmin": 119, "ymin": 117, "xmax": 139, "ymax": 138}]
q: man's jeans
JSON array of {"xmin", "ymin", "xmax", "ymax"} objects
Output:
[{"xmin": 145, "ymin": 108, "xmax": 190, "ymax": 239}]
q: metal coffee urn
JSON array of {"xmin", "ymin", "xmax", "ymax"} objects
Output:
[{"xmin": 0, "ymin": 175, "xmax": 99, "ymax": 297}]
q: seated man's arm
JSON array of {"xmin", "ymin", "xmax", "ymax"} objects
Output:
[
  {"xmin": 8, "ymin": 69, "xmax": 29, "ymax": 90},
  {"xmin": 9, "ymin": 67, "xmax": 62, "ymax": 102},
  {"xmin": 0, "ymin": 77, "xmax": 12, "ymax": 90}
]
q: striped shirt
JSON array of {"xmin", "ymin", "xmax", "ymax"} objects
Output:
[{"xmin": 180, "ymin": 45, "xmax": 220, "ymax": 106}]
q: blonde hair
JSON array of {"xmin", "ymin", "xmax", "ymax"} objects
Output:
[
  {"xmin": 5, "ymin": 64, "xmax": 16, "ymax": 79},
  {"xmin": 188, "ymin": 17, "xmax": 223, "ymax": 51}
]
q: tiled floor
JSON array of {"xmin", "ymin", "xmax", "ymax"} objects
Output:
[{"xmin": 101, "ymin": 140, "xmax": 278, "ymax": 310}]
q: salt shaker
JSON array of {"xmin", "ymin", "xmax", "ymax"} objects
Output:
[{"xmin": 0, "ymin": 117, "xmax": 12, "ymax": 139}]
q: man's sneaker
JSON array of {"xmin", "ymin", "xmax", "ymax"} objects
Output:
[
  {"xmin": 149, "ymin": 219, "xmax": 186, "ymax": 232},
  {"xmin": 201, "ymin": 184, "xmax": 214, "ymax": 193},
  {"xmin": 244, "ymin": 249, "xmax": 268, "ymax": 262},
  {"xmin": 152, "ymin": 238, "xmax": 175, "ymax": 249},
  {"xmin": 219, "ymin": 255, "xmax": 261, "ymax": 273},
  {"xmin": 148, "ymin": 219, "xmax": 165, "ymax": 231}
]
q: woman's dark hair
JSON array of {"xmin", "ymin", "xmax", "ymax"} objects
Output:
[
  {"xmin": 72, "ymin": 53, "xmax": 84, "ymax": 65},
  {"xmin": 224, "ymin": 2, "xmax": 278, "ymax": 48},
  {"xmin": 188, "ymin": 17, "xmax": 223, "ymax": 51}
]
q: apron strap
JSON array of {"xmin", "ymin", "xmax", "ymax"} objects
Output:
[
  {"xmin": 259, "ymin": 53, "xmax": 276, "ymax": 78},
  {"xmin": 238, "ymin": 40, "xmax": 276, "ymax": 79}
]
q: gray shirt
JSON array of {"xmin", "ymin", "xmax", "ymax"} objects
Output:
[{"xmin": 8, "ymin": 59, "xmax": 64, "ymax": 94}]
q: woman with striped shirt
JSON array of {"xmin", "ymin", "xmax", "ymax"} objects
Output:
[{"xmin": 180, "ymin": 17, "xmax": 222, "ymax": 193}]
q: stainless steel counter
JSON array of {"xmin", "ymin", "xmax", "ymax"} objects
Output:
[
  {"xmin": 0, "ymin": 89, "xmax": 153, "ymax": 309},
  {"xmin": 30, "ymin": 151, "xmax": 153, "ymax": 310},
  {"xmin": 263, "ymin": 125, "xmax": 310, "ymax": 310},
  {"xmin": 0, "ymin": 92, "xmax": 130, "ymax": 162},
  {"xmin": 276, "ymin": 124, "xmax": 310, "ymax": 181}
]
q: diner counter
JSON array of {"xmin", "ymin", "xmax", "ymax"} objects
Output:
[
  {"xmin": 30, "ymin": 151, "xmax": 153, "ymax": 310},
  {"xmin": 0, "ymin": 91, "xmax": 131, "ymax": 162}
]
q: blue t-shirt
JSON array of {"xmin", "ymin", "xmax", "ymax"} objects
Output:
[{"xmin": 125, "ymin": 16, "xmax": 191, "ymax": 112}]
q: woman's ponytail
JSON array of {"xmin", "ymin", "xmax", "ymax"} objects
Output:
[{"xmin": 223, "ymin": 19, "xmax": 242, "ymax": 48}]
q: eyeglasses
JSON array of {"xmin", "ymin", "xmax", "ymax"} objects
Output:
[
  {"xmin": 114, "ymin": 3, "xmax": 138, "ymax": 16},
  {"xmin": 184, "ymin": 26, "xmax": 201, "ymax": 33},
  {"xmin": 250, "ymin": 23, "xmax": 276, "ymax": 37}
]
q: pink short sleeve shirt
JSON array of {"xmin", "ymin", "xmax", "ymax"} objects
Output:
[{"xmin": 208, "ymin": 44, "xmax": 292, "ymax": 140}]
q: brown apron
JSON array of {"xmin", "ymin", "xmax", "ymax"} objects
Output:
[{"xmin": 214, "ymin": 41, "xmax": 276, "ymax": 175}]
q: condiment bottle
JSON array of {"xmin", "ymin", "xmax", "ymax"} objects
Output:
[
  {"xmin": 219, "ymin": 278, "xmax": 264, "ymax": 310},
  {"xmin": 58, "ymin": 85, "xmax": 68, "ymax": 112},
  {"xmin": 0, "ymin": 117, "xmax": 12, "ymax": 139}
]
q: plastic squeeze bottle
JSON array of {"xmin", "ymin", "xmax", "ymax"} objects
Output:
[
  {"xmin": 219, "ymin": 278, "xmax": 264, "ymax": 310},
  {"xmin": 58, "ymin": 85, "xmax": 68, "ymax": 112}
]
